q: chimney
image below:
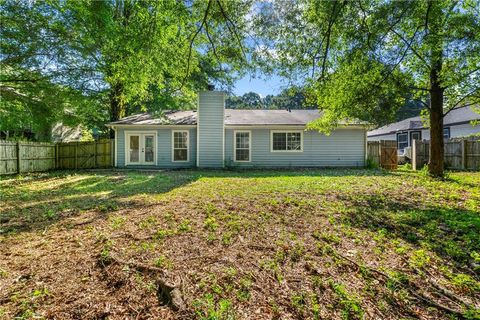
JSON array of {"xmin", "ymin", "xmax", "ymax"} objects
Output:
[{"xmin": 197, "ymin": 91, "xmax": 225, "ymax": 168}]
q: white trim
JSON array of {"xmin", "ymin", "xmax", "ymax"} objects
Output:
[
  {"xmin": 107, "ymin": 124, "xmax": 196, "ymax": 129},
  {"xmin": 227, "ymin": 125, "xmax": 367, "ymax": 130},
  {"xmin": 114, "ymin": 127, "xmax": 118, "ymax": 167},
  {"xmin": 124, "ymin": 130, "xmax": 157, "ymax": 166},
  {"xmin": 270, "ymin": 130, "xmax": 304, "ymax": 153},
  {"xmin": 172, "ymin": 130, "xmax": 190, "ymax": 162},
  {"xmin": 221, "ymin": 94, "xmax": 225, "ymax": 168},
  {"xmin": 233, "ymin": 130, "xmax": 251, "ymax": 163},
  {"xmin": 196, "ymin": 94, "xmax": 200, "ymax": 167},
  {"xmin": 364, "ymin": 129, "xmax": 368, "ymax": 163}
]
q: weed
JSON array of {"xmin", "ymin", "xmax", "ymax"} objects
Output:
[
  {"xmin": 154, "ymin": 255, "xmax": 173, "ymax": 269},
  {"xmin": 312, "ymin": 230, "xmax": 341, "ymax": 244},
  {"xmin": 177, "ymin": 219, "xmax": 192, "ymax": 232},
  {"xmin": 204, "ymin": 216, "xmax": 219, "ymax": 231},
  {"xmin": 109, "ymin": 215, "xmax": 126, "ymax": 230},
  {"xmin": 100, "ymin": 239, "xmax": 114, "ymax": 264},
  {"xmin": 291, "ymin": 291, "xmax": 307, "ymax": 313},
  {"xmin": 98, "ymin": 202, "xmax": 118, "ymax": 213},
  {"xmin": 449, "ymin": 273, "xmax": 480, "ymax": 293},
  {"xmin": 310, "ymin": 293, "xmax": 321, "ymax": 320},
  {"xmin": 409, "ymin": 249, "xmax": 431, "ymax": 269},
  {"xmin": 193, "ymin": 293, "xmax": 235, "ymax": 320},
  {"xmin": 330, "ymin": 281, "xmax": 364, "ymax": 320},
  {"xmin": 138, "ymin": 216, "xmax": 158, "ymax": 229},
  {"xmin": 290, "ymin": 241, "xmax": 305, "ymax": 262},
  {"xmin": 43, "ymin": 209, "xmax": 57, "ymax": 220},
  {"xmin": 154, "ymin": 228, "xmax": 175, "ymax": 240}
]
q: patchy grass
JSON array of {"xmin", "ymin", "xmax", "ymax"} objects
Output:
[{"xmin": 0, "ymin": 168, "xmax": 479, "ymax": 319}]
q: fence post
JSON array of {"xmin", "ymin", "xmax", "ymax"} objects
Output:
[
  {"xmin": 111, "ymin": 139, "xmax": 114, "ymax": 167},
  {"xmin": 461, "ymin": 139, "xmax": 467, "ymax": 170},
  {"xmin": 55, "ymin": 144, "xmax": 59, "ymax": 169},
  {"xmin": 74, "ymin": 142, "xmax": 78, "ymax": 169},
  {"xmin": 16, "ymin": 141, "xmax": 21, "ymax": 174},
  {"xmin": 412, "ymin": 139, "xmax": 417, "ymax": 170},
  {"xmin": 94, "ymin": 140, "xmax": 97, "ymax": 168}
]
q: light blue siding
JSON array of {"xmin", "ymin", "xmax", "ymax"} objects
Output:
[
  {"xmin": 225, "ymin": 128, "xmax": 366, "ymax": 167},
  {"xmin": 197, "ymin": 91, "xmax": 225, "ymax": 168},
  {"xmin": 116, "ymin": 128, "xmax": 126, "ymax": 166},
  {"xmin": 115, "ymin": 128, "xmax": 196, "ymax": 168}
]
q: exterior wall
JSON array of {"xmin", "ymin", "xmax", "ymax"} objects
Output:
[
  {"xmin": 115, "ymin": 127, "xmax": 196, "ymax": 168},
  {"xmin": 225, "ymin": 128, "xmax": 366, "ymax": 167},
  {"xmin": 197, "ymin": 91, "xmax": 225, "ymax": 167},
  {"xmin": 450, "ymin": 123, "xmax": 480, "ymax": 137},
  {"xmin": 368, "ymin": 133, "xmax": 396, "ymax": 142}
]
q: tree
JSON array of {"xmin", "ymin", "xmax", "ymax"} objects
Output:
[
  {"xmin": 1, "ymin": 0, "xmax": 252, "ymax": 139},
  {"xmin": 255, "ymin": 0, "xmax": 480, "ymax": 177},
  {"xmin": 226, "ymin": 86, "xmax": 312, "ymax": 109}
]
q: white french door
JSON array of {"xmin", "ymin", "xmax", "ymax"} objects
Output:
[{"xmin": 126, "ymin": 132, "xmax": 156, "ymax": 165}]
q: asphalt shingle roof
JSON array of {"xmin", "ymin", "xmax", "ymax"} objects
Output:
[
  {"xmin": 367, "ymin": 106, "xmax": 480, "ymax": 137},
  {"xmin": 108, "ymin": 109, "xmax": 365, "ymax": 126}
]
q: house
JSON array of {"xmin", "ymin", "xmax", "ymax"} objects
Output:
[
  {"xmin": 107, "ymin": 90, "xmax": 368, "ymax": 168},
  {"xmin": 367, "ymin": 106, "xmax": 480, "ymax": 151}
]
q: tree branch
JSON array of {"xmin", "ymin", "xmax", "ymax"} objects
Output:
[
  {"xmin": 177, "ymin": 0, "xmax": 212, "ymax": 91},
  {"xmin": 444, "ymin": 86, "xmax": 480, "ymax": 116},
  {"xmin": 390, "ymin": 28, "xmax": 429, "ymax": 68},
  {"xmin": 216, "ymin": 0, "xmax": 247, "ymax": 61},
  {"xmin": 204, "ymin": 20, "xmax": 222, "ymax": 72}
]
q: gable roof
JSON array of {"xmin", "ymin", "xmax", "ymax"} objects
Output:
[
  {"xmin": 108, "ymin": 109, "xmax": 365, "ymax": 127},
  {"xmin": 368, "ymin": 106, "xmax": 480, "ymax": 137}
]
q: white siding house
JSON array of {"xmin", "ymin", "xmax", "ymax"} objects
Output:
[{"xmin": 367, "ymin": 106, "xmax": 480, "ymax": 151}]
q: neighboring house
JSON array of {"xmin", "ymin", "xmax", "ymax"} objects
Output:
[
  {"xmin": 368, "ymin": 106, "xmax": 480, "ymax": 152},
  {"xmin": 107, "ymin": 91, "xmax": 368, "ymax": 168}
]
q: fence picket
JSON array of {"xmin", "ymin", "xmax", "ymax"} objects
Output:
[{"xmin": 0, "ymin": 139, "xmax": 113, "ymax": 175}]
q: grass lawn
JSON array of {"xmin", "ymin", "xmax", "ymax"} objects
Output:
[{"xmin": 0, "ymin": 168, "xmax": 479, "ymax": 319}]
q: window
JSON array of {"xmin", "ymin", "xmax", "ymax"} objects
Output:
[
  {"xmin": 234, "ymin": 131, "xmax": 250, "ymax": 162},
  {"xmin": 410, "ymin": 131, "xmax": 421, "ymax": 144},
  {"xmin": 172, "ymin": 131, "xmax": 189, "ymax": 162},
  {"xmin": 271, "ymin": 131, "xmax": 303, "ymax": 152},
  {"xmin": 397, "ymin": 132, "xmax": 408, "ymax": 150},
  {"xmin": 443, "ymin": 127, "xmax": 450, "ymax": 139}
]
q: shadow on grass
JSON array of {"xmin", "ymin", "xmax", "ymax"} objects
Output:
[
  {"xmin": 339, "ymin": 193, "xmax": 480, "ymax": 269},
  {"xmin": 1, "ymin": 168, "xmax": 390, "ymax": 235}
]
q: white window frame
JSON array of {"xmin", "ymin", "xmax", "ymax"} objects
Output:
[
  {"xmin": 171, "ymin": 130, "xmax": 190, "ymax": 162},
  {"xmin": 233, "ymin": 130, "xmax": 251, "ymax": 162},
  {"xmin": 397, "ymin": 132, "xmax": 408, "ymax": 150},
  {"xmin": 270, "ymin": 130, "xmax": 304, "ymax": 153},
  {"xmin": 124, "ymin": 131, "xmax": 157, "ymax": 166}
]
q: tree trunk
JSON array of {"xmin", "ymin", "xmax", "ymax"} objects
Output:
[
  {"xmin": 109, "ymin": 83, "xmax": 125, "ymax": 138},
  {"xmin": 428, "ymin": 66, "xmax": 444, "ymax": 177}
]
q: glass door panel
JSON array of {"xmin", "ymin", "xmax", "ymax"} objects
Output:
[
  {"xmin": 129, "ymin": 135, "xmax": 140, "ymax": 163},
  {"xmin": 144, "ymin": 135, "xmax": 154, "ymax": 163}
]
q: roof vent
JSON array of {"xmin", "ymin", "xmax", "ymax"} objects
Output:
[{"xmin": 207, "ymin": 83, "xmax": 215, "ymax": 91}]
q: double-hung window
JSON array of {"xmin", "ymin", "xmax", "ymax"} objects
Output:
[
  {"xmin": 172, "ymin": 130, "xmax": 189, "ymax": 162},
  {"xmin": 271, "ymin": 131, "xmax": 303, "ymax": 152},
  {"xmin": 234, "ymin": 131, "xmax": 251, "ymax": 162},
  {"xmin": 397, "ymin": 132, "xmax": 408, "ymax": 150}
]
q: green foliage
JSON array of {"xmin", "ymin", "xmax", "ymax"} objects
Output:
[
  {"xmin": 226, "ymin": 86, "xmax": 313, "ymax": 110},
  {"xmin": 1, "ymin": 0, "xmax": 252, "ymax": 138},
  {"xmin": 254, "ymin": 0, "xmax": 480, "ymax": 177},
  {"xmin": 330, "ymin": 281, "xmax": 364, "ymax": 320},
  {"xmin": 193, "ymin": 293, "xmax": 235, "ymax": 320}
]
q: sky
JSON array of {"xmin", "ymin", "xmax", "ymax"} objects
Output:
[{"xmin": 232, "ymin": 74, "xmax": 284, "ymax": 97}]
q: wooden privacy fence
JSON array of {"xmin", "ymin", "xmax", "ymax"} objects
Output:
[
  {"xmin": 367, "ymin": 140, "xmax": 398, "ymax": 170},
  {"xmin": 412, "ymin": 138, "xmax": 480, "ymax": 171},
  {"xmin": 0, "ymin": 139, "xmax": 113, "ymax": 175}
]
